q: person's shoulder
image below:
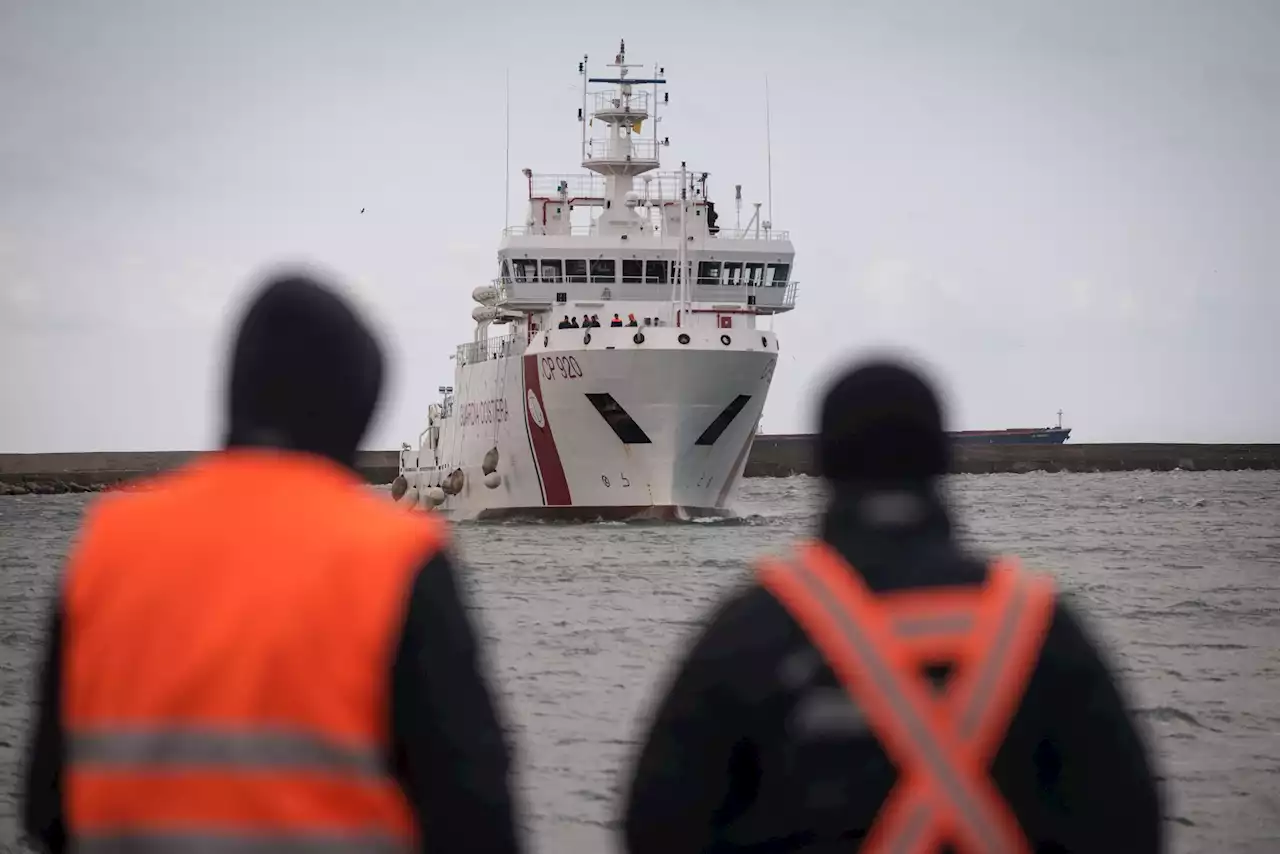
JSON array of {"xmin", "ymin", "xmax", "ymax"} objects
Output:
[
  {"xmin": 1039, "ymin": 586, "xmax": 1114, "ymax": 668},
  {"xmin": 75, "ymin": 462, "xmax": 205, "ymax": 538},
  {"xmin": 690, "ymin": 575, "xmax": 807, "ymax": 664},
  {"xmin": 996, "ymin": 559, "xmax": 1119, "ymax": 683}
]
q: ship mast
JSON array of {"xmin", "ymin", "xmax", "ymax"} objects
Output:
[{"xmin": 580, "ymin": 40, "xmax": 667, "ymax": 238}]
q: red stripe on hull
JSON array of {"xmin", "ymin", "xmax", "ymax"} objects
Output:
[{"xmin": 522, "ymin": 355, "xmax": 572, "ymax": 505}]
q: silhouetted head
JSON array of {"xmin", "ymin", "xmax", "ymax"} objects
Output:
[
  {"xmin": 817, "ymin": 359, "xmax": 949, "ymax": 486},
  {"xmin": 223, "ymin": 271, "xmax": 384, "ymax": 470}
]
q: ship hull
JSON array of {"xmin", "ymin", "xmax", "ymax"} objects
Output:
[
  {"xmin": 948, "ymin": 428, "xmax": 1071, "ymax": 445},
  {"xmin": 400, "ymin": 325, "xmax": 779, "ymax": 521}
]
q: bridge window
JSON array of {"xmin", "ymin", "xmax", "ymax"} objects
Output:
[
  {"xmin": 745, "ymin": 263, "xmax": 765, "ymax": 286},
  {"xmin": 721, "ymin": 262, "xmax": 743, "ymax": 285},
  {"xmin": 513, "ymin": 259, "xmax": 539, "ymax": 282},
  {"xmin": 645, "ymin": 260, "xmax": 668, "ymax": 284},
  {"xmin": 767, "ymin": 263, "xmax": 791, "ymax": 286},
  {"xmin": 540, "ymin": 260, "xmax": 563, "ymax": 283},
  {"xmin": 565, "ymin": 259, "xmax": 588, "ymax": 283},
  {"xmin": 622, "ymin": 259, "xmax": 643, "ymax": 284},
  {"xmin": 697, "ymin": 262, "xmax": 720, "ymax": 285},
  {"xmin": 500, "ymin": 259, "xmax": 513, "ymax": 283},
  {"xmin": 590, "ymin": 259, "xmax": 615, "ymax": 283}
]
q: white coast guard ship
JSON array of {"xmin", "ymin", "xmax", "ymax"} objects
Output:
[{"xmin": 394, "ymin": 41, "xmax": 798, "ymax": 520}]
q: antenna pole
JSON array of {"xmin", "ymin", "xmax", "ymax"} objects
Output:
[
  {"xmin": 765, "ymin": 75, "xmax": 773, "ymax": 226},
  {"xmin": 504, "ymin": 67, "xmax": 511, "ymax": 230},
  {"xmin": 679, "ymin": 161, "xmax": 689, "ymax": 320},
  {"xmin": 580, "ymin": 54, "xmax": 589, "ymax": 164},
  {"xmin": 652, "ymin": 62, "xmax": 659, "ymax": 157}
]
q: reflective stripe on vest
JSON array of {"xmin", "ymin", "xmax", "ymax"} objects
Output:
[
  {"xmin": 71, "ymin": 727, "xmax": 387, "ymax": 776},
  {"xmin": 67, "ymin": 724, "xmax": 416, "ymax": 851},
  {"xmin": 758, "ymin": 541, "xmax": 1055, "ymax": 854},
  {"xmin": 72, "ymin": 832, "xmax": 410, "ymax": 853},
  {"xmin": 70, "ymin": 727, "xmax": 412, "ymax": 850}
]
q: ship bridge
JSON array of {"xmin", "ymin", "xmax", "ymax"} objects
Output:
[
  {"xmin": 486, "ymin": 40, "xmax": 798, "ymax": 320},
  {"xmin": 497, "ymin": 171, "xmax": 797, "ymax": 314}
]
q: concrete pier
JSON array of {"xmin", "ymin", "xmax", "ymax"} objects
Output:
[{"xmin": 1, "ymin": 440, "xmax": 1277, "ymax": 494}]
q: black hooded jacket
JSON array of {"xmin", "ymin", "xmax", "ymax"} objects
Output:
[
  {"xmin": 621, "ymin": 485, "xmax": 1164, "ymax": 854},
  {"xmin": 22, "ymin": 275, "xmax": 523, "ymax": 853}
]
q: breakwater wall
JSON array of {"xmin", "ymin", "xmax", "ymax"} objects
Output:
[
  {"xmin": 743, "ymin": 436, "xmax": 1280, "ymax": 477},
  {"xmin": 1, "ymin": 440, "xmax": 1278, "ymax": 495}
]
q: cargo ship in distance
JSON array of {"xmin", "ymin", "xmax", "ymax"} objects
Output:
[
  {"xmin": 394, "ymin": 40, "xmax": 796, "ymax": 520},
  {"xmin": 949, "ymin": 411, "xmax": 1072, "ymax": 445}
]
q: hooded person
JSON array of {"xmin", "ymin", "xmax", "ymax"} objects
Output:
[
  {"xmin": 22, "ymin": 271, "xmax": 525, "ymax": 854},
  {"xmin": 621, "ymin": 358, "xmax": 1163, "ymax": 854}
]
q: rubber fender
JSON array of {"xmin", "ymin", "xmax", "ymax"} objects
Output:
[
  {"xmin": 441, "ymin": 468, "xmax": 464, "ymax": 495},
  {"xmin": 391, "ymin": 475, "xmax": 408, "ymax": 502}
]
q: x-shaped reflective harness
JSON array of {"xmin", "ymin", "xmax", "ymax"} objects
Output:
[{"xmin": 759, "ymin": 542, "xmax": 1055, "ymax": 854}]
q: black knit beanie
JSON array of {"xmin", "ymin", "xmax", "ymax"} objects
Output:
[{"xmin": 817, "ymin": 359, "xmax": 949, "ymax": 483}]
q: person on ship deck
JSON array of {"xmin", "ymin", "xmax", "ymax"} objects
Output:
[
  {"xmin": 621, "ymin": 357, "xmax": 1163, "ymax": 854},
  {"xmin": 611, "ymin": 313, "xmax": 623, "ymax": 327},
  {"xmin": 627, "ymin": 313, "xmax": 639, "ymax": 326}
]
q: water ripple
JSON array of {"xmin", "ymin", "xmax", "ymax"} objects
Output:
[{"xmin": 1, "ymin": 470, "xmax": 1278, "ymax": 853}]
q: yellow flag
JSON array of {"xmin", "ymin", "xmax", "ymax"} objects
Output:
[{"xmin": 632, "ymin": 120, "xmax": 643, "ymax": 133}]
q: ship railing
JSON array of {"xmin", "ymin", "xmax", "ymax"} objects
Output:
[
  {"xmin": 455, "ymin": 332, "xmax": 526, "ymax": 367},
  {"xmin": 503, "ymin": 224, "xmax": 600, "ymax": 237},
  {"xmin": 706, "ymin": 227, "xmax": 792, "ymax": 241},
  {"xmin": 527, "ymin": 173, "xmax": 608, "ymax": 199},
  {"xmin": 583, "ymin": 138, "xmax": 662, "ymax": 165},
  {"xmin": 526, "ymin": 171, "xmax": 758, "ymax": 207},
  {"xmin": 590, "ymin": 89, "xmax": 651, "ymax": 117},
  {"xmin": 502, "ymin": 223, "xmax": 791, "ymax": 241},
  {"xmin": 492, "ymin": 278, "xmax": 798, "ymax": 312}
]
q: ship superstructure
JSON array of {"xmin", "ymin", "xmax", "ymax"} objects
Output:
[{"xmin": 395, "ymin": 41, "xmax": 798, "ymax": 519}]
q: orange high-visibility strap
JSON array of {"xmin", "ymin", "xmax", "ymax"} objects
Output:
[{"xmin": 758, "ymin": 540, "xmax": 1055, "ymax": 854}]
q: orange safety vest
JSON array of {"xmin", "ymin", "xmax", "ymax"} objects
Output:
[
  {"xmin": 62, "ymin": 450, "xmax": 446, "ymax": 853},
  {"xmin": 758, "ymin": 541, "xmax": 1055, "ymax": 854}
]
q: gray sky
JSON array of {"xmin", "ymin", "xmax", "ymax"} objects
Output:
[{"xmin": 2, "ymin": 0, "xmax": 1278, "ymax": 452}]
